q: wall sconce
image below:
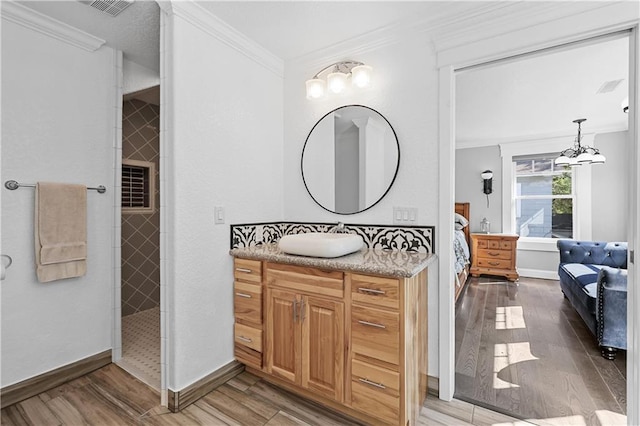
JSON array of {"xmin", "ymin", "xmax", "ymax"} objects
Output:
[
  {"xmin": 622, "ymin": 96, "xmax": 629, "ymax": 113},
  {"xmin": 305, "ymin": 60, "xmax": 372, "ymax": 99},
  {"xmin": 481, "ymin": 170, "xmax": 493, "ymax": 207}
]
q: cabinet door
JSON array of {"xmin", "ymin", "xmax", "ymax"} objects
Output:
[
  {"xmin": 301, "ymin": 295, "xmax": 344, "ymax": 402},
  {"xmin": 266, "ymin": 288, "xmax": 300, "ymax": 384}
]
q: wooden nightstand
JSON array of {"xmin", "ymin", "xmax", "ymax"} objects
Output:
[{"xmin": 470, "ymin": 233, "xmax": 519, "ymax": 281}]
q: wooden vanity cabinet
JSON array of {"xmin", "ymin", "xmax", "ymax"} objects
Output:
[
  {"xmin": 232, "ymin": 258, "xmax": 428, "ymax": 426},
  {"xmin": 233, "ymin": 259, "xmax": 263, "ymax": 369},
  {"xmin": 265, "ymin": 263, "xmax": 345, "ymax": 403}
]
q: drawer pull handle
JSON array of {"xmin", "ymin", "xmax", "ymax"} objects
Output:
[
  {"xmin": 488, "ymin": 252, "xmax": 500, "ymax": 256},
  {"xmin": 358, "ymin": 287, "xmax": 386, "ymax": 295},
  {"xmin": 359, "ymin": 378, "xmax": 386, "ymax": 390},
  {"xmin": 293, "ymin": 298, "xmax": 298, "ymax": 322},
  {"xmin": 237, "ymin": 336, "xmax": 252, "ymax": 343},
  {"xmin": 358, "ymin": 320, "xmax": 386, "ymax": 329},
  {"xmin": 488, "ymin": 261, "xmax": 500, "ymax": 266},
  {"xmin": 236, "ymin": 267, "xmax": 252, "ymax": 273},
  {"xmin": 235, "ymin": 292, "xmax": 252, "ymax": 298}
]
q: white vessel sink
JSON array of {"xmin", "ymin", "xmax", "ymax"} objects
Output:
[{"xmin": 278, "ymin": 233, "xmax": 364, "ymax": 258}]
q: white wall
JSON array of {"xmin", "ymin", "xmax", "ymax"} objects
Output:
[
  {"xmin": 455, "ymin": 146, "xmax": 502, "ymax": 233},
  {"xmin": 456, "ymin": 130, "xmax": 630, "ymax": 276},
  {"xmin": 123, "ymin": 58, "xmax": 159, "ymax": 95},
  {"xmin": 167, "ymin": 12, "xmax": 284, "ymax": 391},
  {"xmin": 1, "ymin": 18, "xmax": 115, "ymax": 386},
  {"xmin": 592, "ymin": 131, "xmax": 629, "ymax": 242},
  {"xmin": 283, "ymin": 36, "xmax": 441, "ymax": 375}
]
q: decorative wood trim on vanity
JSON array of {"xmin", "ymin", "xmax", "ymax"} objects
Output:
[
  {"xmin": 0, "ymin": 349, "xmax": 112, "ymax": 409},
  {"xmin": 168, "ymin": 360, "xmax": 244, "ymax": 412}
]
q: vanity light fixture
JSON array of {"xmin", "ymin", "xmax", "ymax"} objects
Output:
[
  {"xmin": 554, "ymin": 118, "xmax": 605, "ymax": 167},
  {"xmin": 305, "ymin": 61, "xmax": 372, "ymax": 99}
]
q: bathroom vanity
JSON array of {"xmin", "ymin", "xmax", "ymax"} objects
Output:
[{"xmin": 230, "ymin": 244, "xmax": 435, "ymax": 425}]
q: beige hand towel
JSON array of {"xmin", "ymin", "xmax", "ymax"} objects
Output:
[{"xmin": 35, "ymin": 182, "xmax": 87, "ymax": 283}]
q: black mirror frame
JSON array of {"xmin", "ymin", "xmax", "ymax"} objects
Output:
[{"xmin": 301, "ymin": 104, "xmax": 400, "ymax": 215}]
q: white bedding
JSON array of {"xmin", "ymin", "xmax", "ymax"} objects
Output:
[{"xmin": 453, "ymin": 229, "xmax": 470, "ymax": 274}]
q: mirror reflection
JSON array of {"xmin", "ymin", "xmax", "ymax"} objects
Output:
[{"xmin": 302, "ymin": 105, "xmax": 400, "ymax": 215}]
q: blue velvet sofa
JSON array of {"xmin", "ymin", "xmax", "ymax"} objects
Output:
[{"xmin": 557, "ymin": 240, "xmax": 628, "ymax": 360}]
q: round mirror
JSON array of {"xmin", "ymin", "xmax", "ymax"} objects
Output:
[{"xmin": 302, "ymin": 105, "xmax": 400, "ymax": 215}]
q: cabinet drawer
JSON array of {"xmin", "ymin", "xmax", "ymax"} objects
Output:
[
  {"xmin": 234, "ymin": 259, "xmax": 262, "ymax": 283},
  {"xmin": 487, "ymin": 240, "xmax": 501, "ymax": 249},
  {"xmin": 351, "ymin": 360, "xmax": 400, "ymax": 423},
  {"xmin": 350, "ymin": 274, "xmax": 399, "ymax": 310},
  {"xmin": 477, "ymin": 258, "xmax": 512, "ymax": 270},
  {"xmin": 266, "ymin": 263, "xmax": 344, "ymax": 298},
  {"xmin": 351, "ymin": 305, "xmax": 399, "ymax": 365},
  {"xmin": 234, "ymin": 281, "xmax": 262, "ymax": 325},
  {"xmin": 477, "ymin": 239, "xmax": 488, "ymax": 249},
  {"xmin": 477, "ymin": 248, "xmax": 512, "ymax": 261},
  {"xmin": 234, "ymin": 323, "xmax": 262, "ymax": 353},
  {"xmin": 500, "ymin": 241, "xmax": 513, "ymax": 250}
]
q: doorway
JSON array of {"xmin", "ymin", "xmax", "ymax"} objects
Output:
[
  {"xmin": 117, "ymin": 86, "xmax": 161, "ymax": 391},
  {"xmin": 438, "ymin": 22, "xmax": 638, "ymax": 426}
]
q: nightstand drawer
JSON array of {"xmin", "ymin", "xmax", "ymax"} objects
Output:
[
  {"xmin": 234, "ymin": 281, "xmax": 262, "ymax": 325},
  {"xmin": 351, "ymin": 305, "xmax": 399, "ymax": 365},
  {"xmin": 478, "ymin": 240, "xmax": 488, "ymax": 249},
  {"xmin": 351, "ymin": 274, "xmax": 399, "ymax": 310},
  {"xmin": 478, "ymin": 248, "xmax": 512, "ymax": 261},
  {"xmin": 477, "ymin": 258, "xmax": 511, "ymax": 270},
  {"xmin": 234, "ymin": 259, "xmax": 262, "ymax": 283}
]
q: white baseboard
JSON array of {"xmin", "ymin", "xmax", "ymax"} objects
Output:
[{"xmin": 518, "ymin": 268, "xmax": 559, "ymax": 280}]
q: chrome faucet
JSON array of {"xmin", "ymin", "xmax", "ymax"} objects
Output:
[{"xmin": 328, "ymin": 222, "xmax": 345, "ymax": 233}]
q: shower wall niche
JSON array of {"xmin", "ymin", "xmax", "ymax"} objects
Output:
[{"xmin": 121, "ymin": 98, "xmax": 160, "ymax": 316}]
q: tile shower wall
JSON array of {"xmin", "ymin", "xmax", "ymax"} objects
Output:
[{"xmin": 122, "ymin": 99, "xmax": 160, "ymax": 316}]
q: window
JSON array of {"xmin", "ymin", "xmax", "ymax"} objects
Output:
[
  {"xmin": 513, "ymin": 154, "xmax": 573, "ymax": 239},
  {"xmin": 122, "ymin": 159, "xmax": 155, "ymax": 214}
]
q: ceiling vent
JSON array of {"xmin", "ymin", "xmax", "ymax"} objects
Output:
[
  {"xmin": 596, "ymin": 79, "xmax": 624, "ymax": 94},
  {"xmin": 81, "ymin": 0, "xmax": 134, "ymax": 17}
]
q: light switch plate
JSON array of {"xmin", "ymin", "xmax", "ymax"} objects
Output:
[
  {"xmin": 214, "ymin": 206, "xmax": 225, "ymax": 224},
  {"xmin": 393, "ymin": 207, "xmax": 418, "ymax": 225}
]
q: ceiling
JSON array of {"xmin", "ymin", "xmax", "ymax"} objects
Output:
[
  {"xmin": 456, "ymin": 34, "xmax": 629, "ymax": 146},
  {"xmin": 18, "ymin": 2, "xmax": 630, "ymax": 144}
]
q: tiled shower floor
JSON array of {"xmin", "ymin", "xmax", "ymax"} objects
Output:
[{"xmin": 118, "ymin": 307, "xmax": 160, "ymax": 390}]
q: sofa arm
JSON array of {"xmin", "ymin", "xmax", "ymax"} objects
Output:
[{"xmin": 597, "ymin": 266, "xmax": 627, "ymax": 351}]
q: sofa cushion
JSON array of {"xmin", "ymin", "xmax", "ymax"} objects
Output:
[{"xmin": 559, "ymin": 263, "xmax": 603, "ymax": 313}]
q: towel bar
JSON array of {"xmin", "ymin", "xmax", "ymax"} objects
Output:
[{"xmin": 4, "ymin": 180, "xmax": 106, "ymax": 194}]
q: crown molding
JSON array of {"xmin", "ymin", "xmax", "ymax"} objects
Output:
[
  {"xmin": 1, "ymin": 1, "xmax": 105, "ymax": 52},
  {"xmin": 459, "ymin": 123, "xmax": 628, "ymax": 151},
  {"xmin": 168, "ymin": 1, "xmax": 283, "ymax": 78},
  {"xmin": 288, "ymin": 2, "xmax": 507, "ymax": 69}
]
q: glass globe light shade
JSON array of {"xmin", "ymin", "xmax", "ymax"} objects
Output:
[
  {"xmin": 576, "ymin": 152, "xmax": 594, "ymax": 164},
  {"xmin": 305, "ymin": 78, "xmax": 326, "ymax": 99},
  {"xmin": 327, "ymin": 72, "xmax": 348, "ymax": 94},
  {"xmin": 351, "ymin": 65, "xmax": 372, "ymax": 88},
  {"xmin": 555, "ymin": 155, "xmax": 571, "ymax": 166},
  {"xmin": 569, "ymin": 157, "xmax": 580, "ymax": 166},
  {"xmin": 591, "ymin": 153, "xmax": 606, "ymax": 164}
]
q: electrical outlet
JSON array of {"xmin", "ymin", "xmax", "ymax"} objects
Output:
[{"xmin": 255, "ymin": 225, "xmax": 263, "ymax": 243}]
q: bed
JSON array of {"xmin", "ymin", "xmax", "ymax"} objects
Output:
[{"xmin": 454, "ymin": 202, "xmax": 471, "ymax": 302}]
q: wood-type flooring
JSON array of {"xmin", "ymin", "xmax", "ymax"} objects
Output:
[
  {"xmin": 2, "ymin": 362, "xmax": 536, "ymax": 426},
  {"xmin": 455, "ymin": 276, "xmax": 627, "ymax": 426}
]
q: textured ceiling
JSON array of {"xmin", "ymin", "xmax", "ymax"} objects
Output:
[{"xmin": 20, "ymin": 1, "xmax": 160, "ymax": 72}]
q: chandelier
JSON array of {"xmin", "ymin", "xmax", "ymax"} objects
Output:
[{"xmin": 554, "ymin": 118, "xmax": 605, "ymax": 166}]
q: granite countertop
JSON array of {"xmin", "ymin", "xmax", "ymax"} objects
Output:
[{"xmin": 229, "ymin": 243, "xmax": 437, "ymax": 278}]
